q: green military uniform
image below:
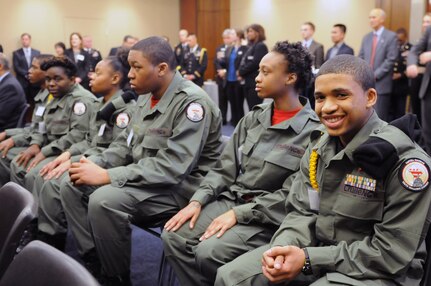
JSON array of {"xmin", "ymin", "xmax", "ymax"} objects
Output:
[
  {"xmin": 161, "ymin": 98, "xmax": 321, "ymax": 285},
  {"xmin": 36, "ymin": 91, "xmax": 136, "ymax": 237},
  {"xmin": 9, "ymin": 84, "xmax": 96, "ymax": 194},
  {"xmin": 60, "ymin": 72, "xmax": 222, "ymax": 277},
  {"xmin": 215, "ymin": 112, "xmax": 431, "ymax": 286},
  {"xmin": 0, "ymin": 88, "xmax": 50, "ymax": 185}
]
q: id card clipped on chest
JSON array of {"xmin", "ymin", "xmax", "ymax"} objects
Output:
[{"xmin": 307, "ymin": 187, "xmax": 320, "ymax": 211}]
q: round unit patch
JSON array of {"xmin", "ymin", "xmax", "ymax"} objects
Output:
[
  {"xmin": 398, "ymin": 158, "xmax": 430, "ymax": 192},
  {"xmin": 186, "ymin": 102, "xmax": 205, "ymax": 122},
  {"xmin": 73, "ymin": 102, "xmax": 86, "ymax": 116},
  {"xmin": 116, "ymin": 112, "xmax": 130, "ymax": 129}
]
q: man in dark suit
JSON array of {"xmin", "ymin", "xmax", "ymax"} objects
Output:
[
  {"xmin": 108, "ymin": 35, "xmax": 137, "ymax": 56},
  {"xmin": 0, "ymin": 53, "xmax": 26, "ymax": 131},
  {"xmin": 325, "ymin": 24, "xmax": 354, "ymax": 62},
  {"xmin": 174, "ymin": 29, "xmax": 189, "ymax": 69},
  {"xmin": 12, "ymin": 33, "xmax": 40, "ymax": 106},
  {"xmin": 407, "ymin": 25, "xmax": 431, "ymax": 155},
  {"xmin": 359, "ymin": 8, "xmax": 398, "ymax": 122},
  {"xmin": 301, "ymin": 22, "xmax": 324, "ymax": 69},
  {"xmin": 301, "ymin": 22, "xmax": 324, "ymax": 109}
]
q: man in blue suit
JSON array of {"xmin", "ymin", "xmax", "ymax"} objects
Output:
[
  {"xmin": 325, "ymin": 24, "xmax": 354, "ymax": 62},
  {"xmin": 0, "ymin": 53, "xmax": 26, "ymax": 131},
  {"xmin": 359, "ymin": 8, "xmax": 398, "ymax": 122}
]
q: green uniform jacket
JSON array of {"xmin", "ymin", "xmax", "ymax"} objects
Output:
[
  {"xmin": 271, "ymin": 112, "xmax": 431, "ymax": 285},
  {"xmin": 190, "ymin": 97, "xmax": 321, "ymax": 226},
  {"xmin": 27, "ymin": 84, "xmax": 97, "ymax": 157},
  {"xmin": 68, "ymin": 90, "xmax": 136, "ymax": 159},
  {"xmin": 5, "ymin": 88, "xmax": 50, "ymax": 146},
  {"xmin": 89, "ymin": 72, "xmax": 222, "ymax": 200}
]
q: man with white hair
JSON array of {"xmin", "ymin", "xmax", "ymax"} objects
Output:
[{"xmin": 359, "ymin": 8, "xmax": 398, "ymax": 122}]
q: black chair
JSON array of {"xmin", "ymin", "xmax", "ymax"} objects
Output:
[
  {"xmin": 0, "ymin": 240, "xmax": 99, "ymax": 286},
  {"xmin": 0, "ymin": 182, "xmax": 37, "ymax": 278},
  {"xmin": 16, "ymin": 103, "xmax": 30, "ymax": 128},
  {"xmin": 420, "ymin": 224, "xmax": 431, "ymax": 285}
]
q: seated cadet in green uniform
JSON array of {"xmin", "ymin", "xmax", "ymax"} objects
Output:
[
  {"xmin": 30, "ymin": 54, "xmax": 137, "ymax": 251},
  {"xmin": 215, "ymin": 55, "xmax": 431, "ymax": 286},
  {"xmin": 0, "ymin": 54, "xmax": 53, "ymax": 186},
  {"xmin": 8, "ymin": 56, "xmax": 97, "ymax": 191},
  {"xmin": 60, "ymin": 36, "xmax": 222, "ymax": 284},
  {"xmin": 161, "ymin": 41, "xmax": 321, "ymax": 286}
]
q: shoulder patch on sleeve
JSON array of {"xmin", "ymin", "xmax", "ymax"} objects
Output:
[
  {"xmin": 115, "ymin": 112, "xmax": 130, "ymax": 129},
  {"xmin": 186, "ymin": 102, "xmax": 205, "ymax": 122},
  {"xmin": 73, "ymin": 101, "xmax": 87, "ymax": 116},
  {"xmin": 398, "ymin": 158, "xmax": 430, "ymax": 192}
]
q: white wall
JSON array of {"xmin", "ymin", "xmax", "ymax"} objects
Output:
[
  {"xmin": 231, "ymin": 0, "xmax": 376, "ymax": 55},
  {"xmin": 0, "ymin": 0, "xmax": 180, "ymax": 60}
]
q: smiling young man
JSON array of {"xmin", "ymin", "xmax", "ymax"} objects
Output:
[
  {"xmin": 59, "ymin": 36, "xmax": 222, "ymax": 284},
  {"xmin": 162, "ymin": 41, "xmax": 321, "ymax": 286},
  {"xmin": 215, "ymin": 55, "xmax": 431, "ymax": 286}
]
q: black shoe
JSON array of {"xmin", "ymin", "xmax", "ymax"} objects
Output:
[
  {"xmin": 37, "ymin": 231, "xmax": 67, "ymax": 252},
  {"xmin": 102, "ymin": 272, "xmax": 131, "ymax": 286},
  {"xmin": 16, "ymin": 219, "xmax": 38, "ymax": 254},
  {"xmin": 82, "ymin": 249, "xmax": 102, "ymax": 282}
]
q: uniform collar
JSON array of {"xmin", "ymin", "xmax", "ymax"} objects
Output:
[
  {"xmin": 100, "ymin": 89, "xmax": 123, "ymax": 110},
  {"xmin": 140, "ymin": 72, "xmax": 183, "ymax": 114},
  {"xmin": 34, "ymin": 88, "xmax": 49, "ymax": 102},
  {"xmin": 316, "ymin": 111, "xmax": 386, "ymax": 164},
  {"xmin": 257, "ymin": 96, "xmax": 319, "ymax": 133}
]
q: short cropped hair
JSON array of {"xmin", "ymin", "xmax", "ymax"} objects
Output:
[
  {"xmin": 334, "ymin": 24, "xmax": 347, "ymax": 34},
  {"xmin": 21, "ymin": 33, "xmax": 31, "ymax": 39},
  {"xmin": 33, "ymin": 54, "xmax": 54, "ymax": 65},
  {"xmin": 131, "ymin": 36, "xmax": 176, "ymax": 70},
  {"xmin": 396, "ymin": 28, "xmax": 408, "ymax": 36},
  {"xmin": 272, "ymin": 41, "xmax": 313, "ymax": 92},
  {"xmin": 0, "ymin": 53, "xmax": 10, "ymax": 70},
  {"xmin": 317, "ymin": 55, "xmax": 375, "ymax": 90},
  {"xmin": 40, "ymin": 56, "xmax": 78, "ymax": 78},
  {"xmin": 303, "ymin": 22, "xmax": 316, "ymax": 31},
  {"xmin": 123, "ymin": 35, "xmax": 134, "ymax": 43}
]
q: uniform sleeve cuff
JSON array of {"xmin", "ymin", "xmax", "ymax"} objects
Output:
[
  {"xmin": 190, "ymin": 190, "xmax": 213, "ymax": 206},
  {"xmin": 41, "ymin": 146, "xmax": 53, "ymax": 157},
  {"xmin": 232, "ymin": 203, "xmax": 256, "ymax": 224},
  {"xmin": 306, "ymin": 246, "xmax": 336, "ymax": 273},
  {"xmin": 107, "ymin": 167, "xmax": 128, "ymax": 187}
]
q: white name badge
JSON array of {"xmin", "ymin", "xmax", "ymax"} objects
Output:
[
  {"xmin": 127, "ymin": 129, "xmax": 134, "ymax": 147},
  {"xmin": 35, "ymin": 106, "xmax": 46, "ymax": 117},
  {"xmin": 38, "ymin": 122, "xmax": 46, "ymax": 134},
  {"xmin": 76, "ymin": 54, "xmax": 85, "ymax": 61},
  {"xmin": 307, "ymin": 187, "xmax": 320, "ymax": 211},
  {"xmin": 98, "ymin": 123, "xmax": 106, "ymax": 136}
]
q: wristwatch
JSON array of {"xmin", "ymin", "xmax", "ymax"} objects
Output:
[{"xmin": 301, "ymin": 248, "xmax": 313, "ymax": 275}]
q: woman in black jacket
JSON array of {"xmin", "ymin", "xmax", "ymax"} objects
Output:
[
  {"xmin": 64, "ymin": 32, "xmax": 91, "ymax": 90},
  {"xmin": 238, "ymin": 24, "xmax": 268, "ymax": 110}
]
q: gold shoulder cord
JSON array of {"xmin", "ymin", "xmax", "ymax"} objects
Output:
[{"xmin": 309, "ymin": 149, "xmax": 319, "ymax": 191}]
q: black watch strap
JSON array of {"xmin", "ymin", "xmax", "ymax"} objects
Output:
[{"xmin": 301, "ymin": 248, "xmax": 313, "ymax": 275}]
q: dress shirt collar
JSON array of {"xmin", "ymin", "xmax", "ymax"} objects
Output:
[{"xmin": 0, "ymin": 72, "xmax": 10, "ymax": 83}]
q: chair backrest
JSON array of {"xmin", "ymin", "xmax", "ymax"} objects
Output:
[
  {"xmin": 16, "ymin": 103, "xmax": 30, "ymax": 128},
  {"xmin": 0, "ymin": 240, "xmax": 100, "ymax": 286},
  {"xmin": 0, "ymin": 182, "xmax": 37, "ymax": 278}
]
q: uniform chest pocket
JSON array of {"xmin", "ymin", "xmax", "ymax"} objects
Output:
[
  {"xmin": 141, "ymin": 135, "xmax": 169, "ymax": 153},
  {"xmin": 240, "ymin": 137, "xmax": 256, "ymax": 166},
  {"xmin": 264, "ymin": 151, "xmax": 301, "ymax": 171},
  {"xmin": 49, "ymin": 120, "xmax": 69, "ymax": 135},
  {"xmin": 333, "ymin": 192, "xmax": 384, "ymax": 221}
]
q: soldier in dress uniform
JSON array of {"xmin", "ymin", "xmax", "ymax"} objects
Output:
[
  {"xmin": 180, "ymin": 34, "xmax": 208, "ymax": 87},
  {"xmin": 82, "ymin": 35, "xmax": 103, "ymax": 73},
  {"xmin": 391, "ymin": 28, "xmax": 411, "ymax": 120}
]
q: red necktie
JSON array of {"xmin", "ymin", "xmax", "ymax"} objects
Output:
[{"xmin": 370, "ymin": 34, "xmax": 378, "ymax": 68}]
